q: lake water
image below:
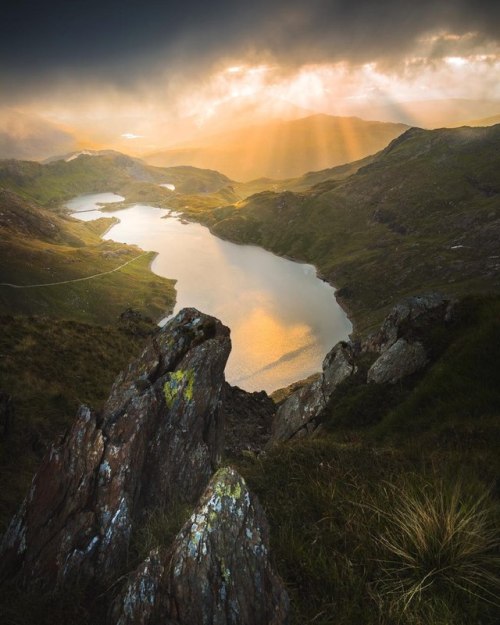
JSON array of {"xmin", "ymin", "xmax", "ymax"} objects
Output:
[{"xmin": 68, "ymin": 193, "xmax": 352, "ymax": 392}]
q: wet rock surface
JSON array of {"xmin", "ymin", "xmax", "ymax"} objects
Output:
[
  {"xmin": 0, "ymin": 308, "xmax": 231, "ymax": 587},
  {"xmin": 112, "ymin": 467, "xmax": 289, "ymax": 625}
]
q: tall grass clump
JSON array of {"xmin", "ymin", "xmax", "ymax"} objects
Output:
[{"xmin": 374, "ymin": 480, "xmax": 500, "ymax": 624}]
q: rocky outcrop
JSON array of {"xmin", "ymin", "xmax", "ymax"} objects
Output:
[
  {"xmin": 365, "ymin": 293, "xmax": 455, "ymax": 384},
  {"xmin": 367, "ymin": 338, "xmax": 428, "ymax": 384},
  {"xmin": 268, "ymin": 293, "xmax": 456, "ymax": 444},
  {"xmin": 222, "ymin": 383, "xmax": 276, "ymax": 455},
  {"xmin": 268, "ymin": 341, "xmax": 357, "ymax": 445},
  {"xmin": 112, "ymin": 467, "xmax": 289, "ymax": 625},
  {"xmin": 364, "ymin": 292, "xmax": 454, "ymax": 353},
  {"xmin": 0, "ymin": 308, "xmax": 231, "ymax": 588}
]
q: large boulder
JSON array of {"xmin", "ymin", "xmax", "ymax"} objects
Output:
[
  {"xmin": 268, "ymin": 341, "xmax": 357, "ymax": 445},
  {"xmin": 112, "ymin": 467, "xmax": 289, "ymax": 625},
  {"xmin": 367, "ymin": 338, "xmax": 428, "ymax": 384},
  {"xmin": 364, "ymin": 292, "xmax": 454, "ymax": 353},
  {"xmin": 364, "ymin": 293, "xmax": 455, "ymax": 384},
  {"xmin": 0, "ymin": 308, "xmax": 231, "ymax": 588}
]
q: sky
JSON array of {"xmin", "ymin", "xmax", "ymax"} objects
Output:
[{"xmin": 1, "ymin": 0, "xmax": 499, "ymax": 151}]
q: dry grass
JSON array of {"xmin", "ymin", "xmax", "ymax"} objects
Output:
[{"xmin": 374, "ymin": 481, "xmax": 500, "ymax": 623}]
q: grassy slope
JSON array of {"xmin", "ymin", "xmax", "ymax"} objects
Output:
[
  {"xmin": 190, "ymin": 125, "xmax": 500, "ymax": 334},
  {"xmin": 237, "ymin": 295, "xmax": 500, "ymax": 625},
  {"xmin": 0, "ymin": 189, "xmax": 176, "ymax": 323}
]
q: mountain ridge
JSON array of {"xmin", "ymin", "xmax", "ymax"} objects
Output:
[{"xmin": 144, "ymin": 113, "xmax": 409, "ymax": 180}]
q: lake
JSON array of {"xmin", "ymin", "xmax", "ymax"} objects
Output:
[{"xmin": 68, "ymin": 193, "xmax": 352, "ymax": 393}]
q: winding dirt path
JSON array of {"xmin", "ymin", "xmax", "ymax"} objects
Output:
[{"xmin": 0, "ymin": 253, "xmax": 149, "ymax": 289}]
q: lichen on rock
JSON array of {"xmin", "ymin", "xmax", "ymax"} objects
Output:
[
  {"xmin": 163, "ymin": 368, "xmax": 195, "ymax": 408},
  {"xmin": 112, "ymin": 467, "xmax": 289, "ymax": 625},
  {"xmin": 0, "ymin": 308, "xmax": 231, "ymax": 589}
]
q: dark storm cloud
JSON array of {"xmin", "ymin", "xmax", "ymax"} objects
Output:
[{"xmin": 1, "ymin": 0, "xmax": 499, "ymax": 96}]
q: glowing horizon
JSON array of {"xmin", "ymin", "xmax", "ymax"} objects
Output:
[{"xmin": 1, "ymin": 0, "xmax": 499, "ymax": 165}]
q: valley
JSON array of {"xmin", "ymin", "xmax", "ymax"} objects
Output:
[{"xmin": 0, "ymin": 122, "xmax": 499, "ymax": 625}]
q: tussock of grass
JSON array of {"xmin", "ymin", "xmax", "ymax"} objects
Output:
[
  {"xmin": 373, "ymin": 481, "xmax": 500, "ymax": 624},
  {"xmin": 238, "ymin": 438, "xmax": 499, "ymax": 625}
]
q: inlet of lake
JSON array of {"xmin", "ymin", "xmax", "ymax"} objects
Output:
[{"xmin": 68, "ymin": 192, "xmax": 352, "ymax": 393}]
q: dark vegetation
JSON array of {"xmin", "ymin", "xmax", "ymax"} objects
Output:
[{"xmin": 237, "ymin": 296, "xmax": 500, "ymax": 625}]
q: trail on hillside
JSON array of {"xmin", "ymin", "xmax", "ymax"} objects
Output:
[{"xmin": 0, "ymin": 253, "xmax": 149, "ymax": 289}]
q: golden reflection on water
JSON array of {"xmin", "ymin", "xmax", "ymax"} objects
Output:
[
  {"xmin": 70, "ymin": 199, "xmax": 352, "ymax": 393},
  {"xmin": 228, "ymin": 306, "xmax": 316, "ymax": 390}
]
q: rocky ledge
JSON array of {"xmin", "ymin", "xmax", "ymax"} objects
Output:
[
  {"xmin": 112, "ymin": 467, "xmax": 289, "ymax": 625},
  {"xmin": 0, "ymin": 308, "xmax": 289, "ymax": 623},
  {"xmin": 268, "ymin": 293, "xmax": 455, "ymax": 444}
]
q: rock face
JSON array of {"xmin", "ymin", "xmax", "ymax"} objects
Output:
[
  {"xmin": 0, "ymin": 308, "xmax": 231, "ymax": 588},
  {"xmin": 365, "ymin": 293, "xmax": 454, "ymax": 384},
  {"xmin": 112, "ymin": 467, "xmax": 289, "ymax": 625},
  {"xmin": 268, "ymin": 293, "xmax": 456, "ymax": 443},
  {"xmin": 222, "ymin": 383, "xmax": 276, "ymax": 455},
  {"xmin": 367, "ymin": 338, "xmax": 428, "ymax": 384},
  {"xmin": 364, "ymin": 292, "xmax": 454, "ymax": 353},
  {"xmin": 268, "ymin": 341, "xmax": 357, "ymax": 445}
]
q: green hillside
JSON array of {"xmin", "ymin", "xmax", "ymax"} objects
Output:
[
  {"xmin": 0, "ymin": 188, "xmax": 175, "ymax": 323},
  {"xmin": 191, "ymin": 125, "xmax": 500, "ymax": 333},
  {"xmin": 0, "ymin": 153, "xmax": 233, "ymax": 206}
]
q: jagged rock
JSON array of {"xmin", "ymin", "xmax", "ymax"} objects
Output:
[
  {"xmin": 0, "ymin": 308, "xmax": 231, "ymax": 588},
  {"xmin": 364, "ymin": 292, "xmax": 454, "ymax": 353},
  {"xmin": 112, "ymin": 467, "xmax": 289, "ymax": 625},
  {"xmin": 268, "ymin": 341, "xmax": 357, "ymax": 445},
  {"xmin": 270, "ymin": 373, "xmax": 321, "ymax": 405},
  {"xmin": 367, "ymin": 338, "xmax": 428, "ymax": 384},
  {"xmin": 222, "ymin": 383, "xmax": 276, "ymax": 455}
]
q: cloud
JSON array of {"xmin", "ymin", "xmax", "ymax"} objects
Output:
[
  {"xmin": 1, "ymin": 0, "xmax": 499, "ymax": 101},
  {"xmin": 121, "ymin": 133, "xmax": 144, "ymax": 140}
]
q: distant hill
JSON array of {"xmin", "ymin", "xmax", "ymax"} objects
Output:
[
  {"xmin": 0, "ymin": 153, "xmax": 233, "ymax": 205},
  {"xmin": 144, "ymin": 114, "xmax": 409, "ymax": 180},
  {"xmin": 458, "ymin": 113, "xmax": 500, "ymax": 127},
  {"xmin": 338, "ymin": 98, "xmax": 500, "ymax": 129},
  {"xmin": 0, "ymin": 110, "xmax": 79, "ymax": 161},
  {"xmin": 194, "ymin": 124, "xmax": 500, "ymax": 332}
]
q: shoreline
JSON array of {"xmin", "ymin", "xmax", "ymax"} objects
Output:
[
  {"xmin": 67, "ymin": 204, "xmax": 177, "ymax": 323},
  {"xmin": 67, "ymin": 194, "xmax": 354, "ymax": 390},
  {"xmin": 71, "ymin": 196, "xmax": 358, "ymax": 336}
]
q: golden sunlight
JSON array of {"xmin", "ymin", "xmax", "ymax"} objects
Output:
[{"xmin": 228, "ymin": 306, "xmax": 315, "ymax": 388}]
